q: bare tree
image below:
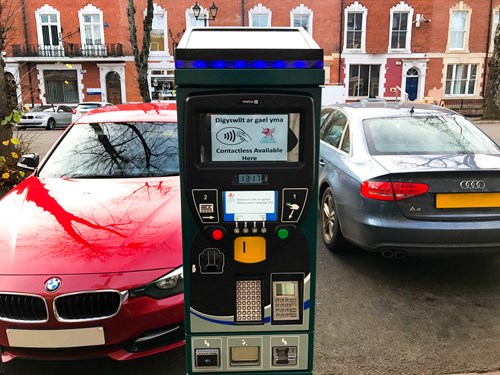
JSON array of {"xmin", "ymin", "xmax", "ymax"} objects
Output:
[
  {"xmin": 0, "ymin": 0, "xmax": 19, "ymax": 116},
  {"xmin": 484, "ymin": 22, "xmax": 500, "ymax": 119},
  {"xmin": 128, "ymin": 0, "xmax": 154, "ymax": 102},
  {"xmin": 0, "ymin": 0, "xmax": 24, "ymax": 192}
]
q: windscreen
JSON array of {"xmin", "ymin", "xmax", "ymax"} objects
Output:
[
  {"xmin": 197, "ymin": 113, "xmax": 301, "ymax": 163},
  {"xmin": 39, "ymin": 122, "xmax": 179, "ymax": 178}
]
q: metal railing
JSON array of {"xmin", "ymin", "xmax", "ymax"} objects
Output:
[{"xmin": 11, "ymin": 43, "xmax": 124, "ymax": 58}]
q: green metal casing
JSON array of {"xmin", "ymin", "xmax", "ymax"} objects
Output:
[{"xmin": 176, "ymin": 27, "xmax": 324, "ymax": 374}]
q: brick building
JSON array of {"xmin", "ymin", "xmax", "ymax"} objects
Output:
[{"xmin": 4, "ymin": 0, "xmax": 500, "ymax": 107}]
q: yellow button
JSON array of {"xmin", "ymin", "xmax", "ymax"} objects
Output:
[{"xmin": 234, "ymin": 237, "xmax": 266, "ymax": 263}]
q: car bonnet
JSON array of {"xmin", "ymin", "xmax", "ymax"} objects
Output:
[{"xmin": 0, "ymin": 176, "xmax": 182, "ymax": 275}]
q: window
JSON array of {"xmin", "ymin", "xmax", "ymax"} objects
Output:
[
  {"xmin": 448, "ymin": 2, "xmax": 471, "ymax": 51},
  {"xmin": 43, "ymin": 70, "xmax": 78, "ymax": 103},
  {"xmin": 344, "ymin": 2, "xmax": 367, "ymax": 52},
  {"xmin": 291, "ymin": 5, "xmax": 312, "ymax": 34},
  {"xmin": 39, "ymin": 122, "xmax": 179, "ymax": 179},
  {"xmin": 348, "ymin": 65, "xmax": 380, "ymax": 97},
  {"xmin": 391, "ymin": 12, "xmax": 409, "ymax": 49},
  {"xmin": 35, "ymin": 5, "xmax": 62, "ymax": 56},
  {"xmin": 249, "ymin": 4, "xmax": 271, "ymax": 27},
  {"xmin": 389, "ymin": 2, "xmax": 413, "ymax": 52},
  {"xmin": 79, "ymin": 5, "xmax": 105, "ymax": 56},
  {"xmin": 150, "ymin": 5, "xmax": 167, "ymax": 53},
  {"xmin": 450, "ymin": 11, "xmax": 467, "ymax": 49},
  {"xmin": 363, "ymin": 115, "xmax": 499, "ymax": 155},
  {"xmin": 41, "ymin": 14, "xmax": 59, "ymax": 46},
  {"xmin": 445, "ymin": 64, "xmax": 477, "ymax": 95},
  {"xmin": 83, "ymin": 14, "xmax": 102, "ymax": 45},
  {"xmin": 320, "ymin": 109, "xmax": 349, "ymax": 152},
  {"xmin": 491, "ymin": 9, "xmax": 499, "ymax": 52},
  {"xmin": 346, "ymin": 13, "xmax": 363, "ymax": 49}
]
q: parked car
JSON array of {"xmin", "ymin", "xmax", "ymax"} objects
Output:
[
  {"xmin": 318, "ymin": 102, "xmax": 500, "ymax": 258},
  {"xmin": 71, "ymin": 101, "xmax": 114, "ymax": 123},
  {"xmin": 18, "ymin": 105, "xmax": 74, "ymax": 130},
  {"xmin": 0, "ymin": 102, "xmax": 184, "ymax": 362}
]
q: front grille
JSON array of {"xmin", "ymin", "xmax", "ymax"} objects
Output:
[
  {"xmin": 54, "ymin": 291, "xmax": 124, "ymax": 322},
  {"xmin": 0, "ymin": 293, "xmax": 48, "ymax": 322}
]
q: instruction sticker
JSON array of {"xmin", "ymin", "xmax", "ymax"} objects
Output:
[{"xmin": 211, "ymin": 114, "xmax": 288, "ymax": 162}]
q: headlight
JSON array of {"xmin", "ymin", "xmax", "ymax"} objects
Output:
[
  {"xmin": 129, "ymin": 266, "xmax": 183, "ymax": 299},
  {"xmin": 35, "ymin": 115, "xmax": 44, "ymax": 119}
]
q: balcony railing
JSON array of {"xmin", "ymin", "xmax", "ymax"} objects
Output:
[{"xmin": 11, "ymin": 43, "xmax": 124, "ymax": 58}]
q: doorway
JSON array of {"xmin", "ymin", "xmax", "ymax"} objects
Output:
[
  {"xmin": 405, "ymin": 68, "xmax": 419, "ymax": 101},
  {"xmin": 106, "ymin": 72, "xmax": 122, "ymax": 104}
]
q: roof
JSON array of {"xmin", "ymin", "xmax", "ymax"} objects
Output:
[
  {"xmin": 324, "ymin": 102, "xmax": 458, "ymax": 119},
  {"xmin": 75, "ymin": 102, "xmax": 177, "ymax": 124}
]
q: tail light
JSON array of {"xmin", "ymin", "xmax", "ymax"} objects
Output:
[
  {"xmin": 72, "ymin": 109, "xmax": 77, "ymax": 114},
  {"xmin": 360, "ymin": 181, "xmax": 429, "ymax": 201}
]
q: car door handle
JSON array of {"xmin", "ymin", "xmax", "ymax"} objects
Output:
[{"xmin": 319, "ymin": 159, "xmax": 326, "ymax": 167}]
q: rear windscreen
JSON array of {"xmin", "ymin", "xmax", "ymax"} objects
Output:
[{"xmin": 363, "ymin": 115, "xmax": 500, "ymax": 155}]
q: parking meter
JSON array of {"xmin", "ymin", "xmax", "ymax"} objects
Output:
[{"xmin": 175, "ymin": 27, "xmax": 324, "ymax": 374}]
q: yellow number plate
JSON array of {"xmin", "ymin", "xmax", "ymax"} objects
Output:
[{"xmin": 436, "ymin": 193, "xmax": 500, "ymax": 209}]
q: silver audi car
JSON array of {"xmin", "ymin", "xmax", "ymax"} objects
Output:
[{"xmin": 318, "ymin": 102, "xmax": 500, "ymax": 257}]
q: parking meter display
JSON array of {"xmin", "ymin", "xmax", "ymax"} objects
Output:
[{"xmin": 196, "ymin": 112, "xmax": 300, "ymax": 164}]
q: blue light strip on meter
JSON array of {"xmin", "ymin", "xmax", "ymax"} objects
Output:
[{"xmin": 175, "ymin": 59, "xmax": 324, "ymax": 69}]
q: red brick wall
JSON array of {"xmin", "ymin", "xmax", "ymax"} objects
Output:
[{"xmin": 6, "ymin": 0, "xmax": 500, "ymax": 104}]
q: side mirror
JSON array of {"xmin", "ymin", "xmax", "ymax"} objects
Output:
[{"xmin": 17, "ymin": 153, "xmax": 40, "ymax": 171}]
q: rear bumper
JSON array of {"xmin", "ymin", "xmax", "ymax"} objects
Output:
[{"xmin": 339, "ymin": 205, "xmax": 500, "ymax": 256}]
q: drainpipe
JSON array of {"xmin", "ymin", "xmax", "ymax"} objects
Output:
[
  {"xmin": 241, "ymin": 0, "xmax": 245, "ymax": 26},
  {"xmin": 482, "ymin": 0, "xmax": 493, "ymax": 98},
  {"xmin": 21, "ymin": 0, "xmax": 35, "ymax": 106},
  {"xmin": 338, "ymin": 0, "xmax": 344, "ymax": 84}
]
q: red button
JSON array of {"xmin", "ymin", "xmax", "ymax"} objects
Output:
[{"xmin": 212, "ymin": 229, "xmax": 224, "ymax": 240}]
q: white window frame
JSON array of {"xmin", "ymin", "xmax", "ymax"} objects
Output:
[
  {"xmin": 490, "ymin": 7, "xmax": 500, "ymax": 52},
  {"xmin": 35, "ymin": 5, "xmax": 63, "ymax": 56},
  {"xmin": 344, "ymin": 1, "xmax": 367, "ymax": 53},
  {"xmin": 388, "ymin": 1, "xmax": 413, "ymax": 53},
  {"xmin": 148, "ymin": 4, "xmax": 168, "ymax": 55},
  {"xmin": 291, "ymin": 4, "xmax": 313, "ymax": 35},
  {"xmin": 79, "ymin": 5, "xmax": 104, "ymax": 45},
  {"xmin": 445, "ymin": 64, "xmax": 478, "ymax": 96},
  {"xmin": 79, "ymin": 5, "xmax": 105, "ymax": 56},
  {"xmin": 447, "ymin": 2, "xmax": 471, "ymax": 52},
  {"xmin": 186, "ymin": 5, "xmax": 210, "ymax": 27},
  {"xmin": 249, "ymin": 4, "xmax": 271, "ymax": 27},
  {"xmin": 36, "ymin": 63, "xmax": 84, "ymax": 104}
]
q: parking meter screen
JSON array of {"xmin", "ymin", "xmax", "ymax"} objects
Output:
[
  {"xmin": 198, "ymin": 113, "xmax": 300, "ymax": 163},
  {"xmin": 223, "ymin": 190, "xmax": 277, "ymax": 222}
]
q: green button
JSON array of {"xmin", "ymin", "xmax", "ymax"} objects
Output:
[{"xmin": 277, "ymin": 228, "xmax": 289, "ymax": 240}]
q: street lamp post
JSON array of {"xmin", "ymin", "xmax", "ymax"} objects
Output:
[{"xmin": 192, "ymin": 2, "xmax": 218, "ymax": 26}]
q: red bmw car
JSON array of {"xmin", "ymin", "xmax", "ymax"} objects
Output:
[{"xmin": 0, "ymin": 102, "xmax": 184, "ymax": 362}]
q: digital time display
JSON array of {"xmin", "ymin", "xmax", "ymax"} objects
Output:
[{"xmin": 236, "ymin": 174, "xmax": 268, "ymax": 185}]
